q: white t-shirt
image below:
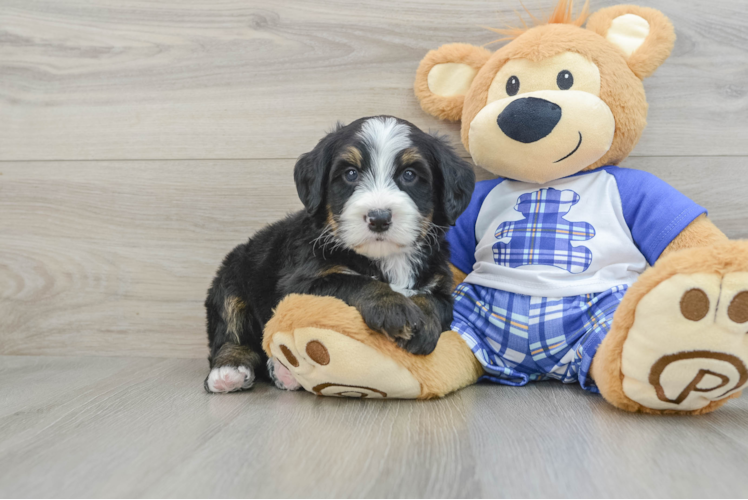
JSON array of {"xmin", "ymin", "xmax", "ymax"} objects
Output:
[{"xmin": 446, "ymin": 166, "xmax": 706, "ymax": 297}]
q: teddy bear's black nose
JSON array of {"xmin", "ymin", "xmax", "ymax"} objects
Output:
[{"xmin": 497, "ymin": 97, "xmax": 562, "ymax": 143}]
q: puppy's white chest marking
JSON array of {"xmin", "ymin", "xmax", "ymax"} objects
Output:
[
  {"xmin": 389, "ymin": 283, "xmax": 417, "ymax": 297},
  {"xmin": 380, "ymin": 252, "xmax": 417, "ymax": 296}
]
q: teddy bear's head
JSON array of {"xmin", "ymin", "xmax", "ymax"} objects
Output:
[{"xmin": 415, "ymin": 1, "xmax": 675, "ymax": 184}]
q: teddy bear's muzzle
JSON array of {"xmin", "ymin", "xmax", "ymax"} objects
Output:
[{"xmin": 467, "ymin": 89, "xmax": 615, "ymax": 183}]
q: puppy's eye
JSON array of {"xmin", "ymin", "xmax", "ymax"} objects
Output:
[
  {"xmin": 401, "ymin": 169, "xmax": 417, "ymax": 184},
  {"xmin": 343, "ymin": 168, "xmax": 359, "ymax": 183},
  {"xmin": 506, "ymin": 76, "xmax": 520, "ymax": 96},
  {"xmin": 557, "ymin": 70, "xmax": 573, "ymax": 90}
]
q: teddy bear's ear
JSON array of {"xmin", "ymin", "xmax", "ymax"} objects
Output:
[
  {"xmin": 586, "ymin": 5, "xmax": 675, "ymax": 79},
  {"xmin": 414, "ymin": 43, "xmax": 492, "ymax": 121}
]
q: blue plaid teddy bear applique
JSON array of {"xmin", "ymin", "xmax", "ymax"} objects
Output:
[{"xmin": 493, "ymin": 187, "xmax": 596, "ymax": 274}]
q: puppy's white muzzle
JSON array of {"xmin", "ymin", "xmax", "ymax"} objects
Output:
[{"xmin": 338, "ymin": 184, "xmax": 421, "ymax": 260}]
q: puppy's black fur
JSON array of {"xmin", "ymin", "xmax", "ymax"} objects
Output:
[{"xmin": 204, "ymin": 116, "xmax": 475, "ymax": 391}]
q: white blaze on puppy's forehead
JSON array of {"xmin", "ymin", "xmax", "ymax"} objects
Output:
[{"xmin": 358, "ymin": 117, "xmax": 412, "ymax": 183}]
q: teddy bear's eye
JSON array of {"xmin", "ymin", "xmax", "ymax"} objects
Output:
[
  {"xmin": 506, "ymin": 76, "xmax": 520, "ymax": 96},
  {"xmin": 557, "ymin": 70, "xmax": 574, "ymax": 90}
]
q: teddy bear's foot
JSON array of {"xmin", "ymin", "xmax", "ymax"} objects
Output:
[
  {"xmin": 262, "ymin": 294, "xmax": 484, "ymax": 399},
  {"xmin": 266, "ymin": 325, "xmax": 422, "ymax": 399},
  {"xmin": 621, "ymin": 272, "xmax": 748, "ymax": 411},
  {"xmin": 595, "ymin": 242, "xmax": 748, "ymax": 414}
]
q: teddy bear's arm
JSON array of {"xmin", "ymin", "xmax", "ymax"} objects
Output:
[
  {"xmin": 449, "ymin": 263, "xmax": 468, "ymax": 292},
  {"xmin": 659, "ymin": 214, "xmax": 728, "ymax": 259}
]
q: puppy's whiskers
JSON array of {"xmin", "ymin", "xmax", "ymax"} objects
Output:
[
  {"xmin": 420, "ymin": 220, "xmax": 446, "ymax": 253},
  {"xmin": 311, "ymin": 218, "xmax": 346, "ymax": 259},
  {"xmin": 311, "ymin": 224, "xmax": 333, "ymax": 258}
]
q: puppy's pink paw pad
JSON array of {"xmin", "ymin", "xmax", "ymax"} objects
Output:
[
  {"xmin": 205, "ymin": 366, "xmax": 254, "ymax": 393},
  {"xmin": 268, "ymin": 357, "xmax": 302, "ymax": 391}
]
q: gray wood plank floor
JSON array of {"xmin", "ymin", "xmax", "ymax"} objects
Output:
[{"xmin": 1, "ymin": 355, "xmax": 747, "ymax": 498}]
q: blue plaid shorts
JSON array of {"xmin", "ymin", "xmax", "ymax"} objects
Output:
[{"xmin": 451, "ymin": 282, "xmax": 628, "ymax": 392}]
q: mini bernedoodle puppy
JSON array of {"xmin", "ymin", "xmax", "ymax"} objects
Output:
[{"xmin": 204, "ymin": 116, "xmax": 475, "ymax": 393}]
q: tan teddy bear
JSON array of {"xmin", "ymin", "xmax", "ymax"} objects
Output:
[{"xmin": 263, "ymin": 0, "xmax": 748, "ymax": 415}]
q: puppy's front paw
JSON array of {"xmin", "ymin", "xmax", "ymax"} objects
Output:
[
  {"xmin": 204, "ymin": 365, "xmax": 255, "ymax": 393},
  {"xmin": 267, "ymin": 357, "xmax": 302, "ymax": 391},
  {"xmin": 397, "ymin": 318, "xmax": 442, "ymax": 355},
  {"xmin": 360, "ymin": 295, "xmax": 425, "ymax": 343}
]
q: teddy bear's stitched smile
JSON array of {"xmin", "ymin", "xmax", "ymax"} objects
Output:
[{"xmin": 554, "ymin": 131, "xmax": 583, "ymax": 163}]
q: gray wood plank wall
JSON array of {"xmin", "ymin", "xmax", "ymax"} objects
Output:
[{"xmin": 2, "ymin": 0, "xmax": 747, "ymax": 358}]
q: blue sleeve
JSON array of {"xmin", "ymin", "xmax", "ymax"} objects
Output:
[
  {"xmin": 446, "ymin": 177, "xmax": 505, "ymax": 274},
  {"xmin": 604, "ymin": 167, "xmax": 706, "ymax": 265}
]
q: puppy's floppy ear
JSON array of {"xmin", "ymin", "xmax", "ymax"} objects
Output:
[
  {"xmin": 426, "ymin": 134, "xmax": 475, "ymax": 226},
  {"xmin": 294, "ymin": 136, "xmax": 333, "ymax": 216},
  {"xmin": 414, "ymin": 44, "xmax": 492, "ymax": 122},
  {"xmin": 586, "ymin": 5, "xmax": 675, "ymax": 80}
]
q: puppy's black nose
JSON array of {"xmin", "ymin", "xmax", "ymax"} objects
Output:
[
  {"xmin": 497, "ymin": 97, "xmax": 562, "ymax": 143},
  {"xmin": 367, "ymin": 209, "xmax": 392, "ymax": 233}
]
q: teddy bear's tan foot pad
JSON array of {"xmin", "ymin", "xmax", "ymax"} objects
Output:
[
  {"xmin": 268, "ymin": 327, "xmax": 422, "ymax": 399},
  {"xmin": 621, "ymin": 272, "xmax": 748, "ymax": 411}
]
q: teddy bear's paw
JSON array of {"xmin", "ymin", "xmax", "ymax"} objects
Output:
[
  {"xmin": 267, "ymin": 357, "xmax": 302, "ymax": 391},
  {"xmin": 204, "ymin": 365, "xmax": 255, "ymax": 393},
  {"xmin": 266, "ymin": 327, "xmax": 422, "ymax": 399},
  {"xmin": 621, "ymin": 272, "xmax": 748, "ymax": 411}
]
